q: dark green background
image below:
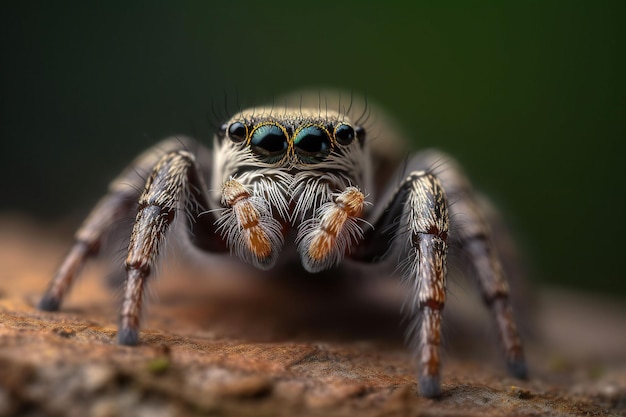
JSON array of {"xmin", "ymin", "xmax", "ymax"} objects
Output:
[{"xmin": 1, "ymin": 2, "xmax": 624, "ymax": 296}]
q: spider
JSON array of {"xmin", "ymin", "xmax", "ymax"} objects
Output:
[{"xmin": 38, "ymin": 93, "xmax": 527, "ymax": 397}]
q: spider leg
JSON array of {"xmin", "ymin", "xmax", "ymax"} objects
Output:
[
  {"xmin": 38, "ymin": 137, "xmax": 200, "ymax": 311},
  {"xmin": 352, "ymin": 149, "xmax": 527, "ymax": 396},
  {"xmin": 118, "ymin": 147, "xmax": 226, "ymax": 345},
  {"xmin": 412, "ymin": 150, "xmax": 527, "ymax": 379},
  {"xmin": 39, "ymin": 138, "xmax": 228, "ymax": 347},
  {"xmin": 351, "ymin": 168, "xmax": 449, "ymax": 398}
]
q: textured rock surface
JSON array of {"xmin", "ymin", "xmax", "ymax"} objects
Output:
[{"xmin": 1, "ymin": 216, "xmax": 625, "ymax": 416}]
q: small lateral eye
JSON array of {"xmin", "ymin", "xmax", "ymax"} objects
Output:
[
  {"xmin": 250, "ymin": 124, "xmax": 289, "ymax": 157},
  {"xmin": 355, "ymin": 126, "xmax": 366, "ymax": 146},
  {"xmin": 294, "ymin": 125, "xmax": 332, "ymax": 162},
  {"xmin": 227, "ymin": 122, "xmax": 248, "ymax": 143},
  {"xmin": 334, "ymin": 123, "xmax": 355, "ymax": 146},
  {"xmin": 218, "ymin": 123, "xmax": 228, "ymax": 139}
]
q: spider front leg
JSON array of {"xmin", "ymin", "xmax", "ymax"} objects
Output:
[
  {"xmin": 352, "ymin": 150, "xmax": 528, "ymax": 397},
  {"xmin": 38, "ymin": 137, "xmax": 225, "ymax": 345},
  {"xmin": 352, "ymin": 171, "xmax": 449, "ymax": 397},
  {"xmin": 414, "ymin": 150, "xmax": 527, "ymax": 379},
  {"xmin": 38, "ymin": 138, "xmax": 200, "ymax": 312},
  {"xmin": 352, "ymin": 171, "xmax": 449, "ymax": 398},
  {"xmin": 119, "ymin": 149, "xmax": 221, "ymax": 345}
]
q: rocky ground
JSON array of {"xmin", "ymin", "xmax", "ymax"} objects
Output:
[{"xmin": 1, "ymin": 216, "xmax": 625, "ymax": 417}]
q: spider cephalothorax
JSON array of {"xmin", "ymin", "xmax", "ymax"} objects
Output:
[
  {"xmin": 38, "ymin": 94, "xmax": 527, "ymax": 398},
  {"xmin": 211, "ymin": 108, "xmax": 371, "ymax": 272}
]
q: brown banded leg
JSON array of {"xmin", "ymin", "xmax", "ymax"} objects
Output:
[
  {"xmin": 38, "ymin": 190, "xmax": 136, "ymax": 311},
  {"xmin": 38, "ymin": 138, "xmax": 197, "ymax": 312},
  {"xmin": 118, "ymin": 148, "xmax": 219, "ymax": 345},
  {"xmin": 459, "ymin": 219, "xmax": 527, "ymax": 377},
  {"xmin": 38, "ymin": 137, "xmax": 222, "ymax": 309},
  {"xmin": 412, "ymin": 150, "xmax": 527, "ymax": 379},
  {"xmin": 351, "ymin": 171, "xmax": 449, "ymax": 398}
]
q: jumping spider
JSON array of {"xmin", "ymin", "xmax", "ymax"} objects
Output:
[{"xmin": 38, "ymin": 93, "xmax": 527, "ymax": 397}]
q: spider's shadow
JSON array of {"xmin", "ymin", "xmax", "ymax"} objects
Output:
[{"xmin": 149, "ymin": 260, "xmax": 407, "ymax": 346}]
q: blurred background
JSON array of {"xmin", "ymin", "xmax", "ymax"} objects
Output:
[{"xmin": 1, "ymin": 2, "xmax": 624, "ymax": 297}]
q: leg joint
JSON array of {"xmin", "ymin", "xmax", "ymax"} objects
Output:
[
  {"xmin": 420, "ymin": 299, "xmax": 445, "ymax": 310},
  {"xmin": 124, "ymin": 261, "xmax": 151, "ymax": 278}
]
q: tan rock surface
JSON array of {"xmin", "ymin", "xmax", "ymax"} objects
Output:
[{"xmin": 1, "ymin": 216, "xmax": 625, "ymax": 416}]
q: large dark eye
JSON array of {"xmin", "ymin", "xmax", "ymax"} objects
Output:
[
  {"xmin": 227, "ymin": 122, "xmax": 248, "ymax": 143},
  {"xmin": 250, "ymin": 124, "xmax": 288, "ymax": 159},
  {"xmin": 294, "ymin": 125, "xmax": 332, "ymax": 163},
  {"xmin": 334, "ymin": 123, "xmax": 355, "ymax": 145}
]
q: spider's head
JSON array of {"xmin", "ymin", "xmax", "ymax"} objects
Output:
[{"xmin": 216, "ymin": 108, "xmax": 367, "ymax": 169}]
